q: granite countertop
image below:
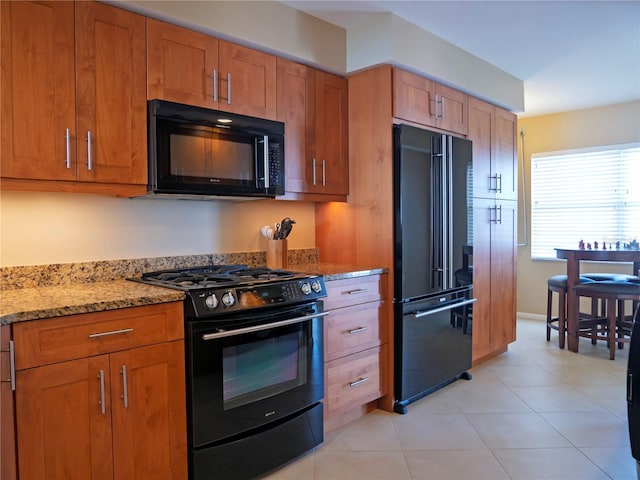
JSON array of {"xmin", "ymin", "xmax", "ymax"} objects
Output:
[
  {"xmin": 0, "ymin": 280, "xmax": 185, "ymax": 325},
  {"xmin": 0, "ymin": 259, "xmax": 387, "ymax": 326}
]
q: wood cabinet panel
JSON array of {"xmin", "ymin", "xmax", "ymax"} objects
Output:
[
  {"xmin": 325, "ymin": 301, "xmax": 383, "ymax": 362},
  {"xmin": 75, "ymin": 1, "xmax": 147, "ymax": 185},
  {"xmin": 1, "ymin": 326, "xmax": 17, "ymax": 480},
  {"xmin": 13, "ymin": 302, "xmax": 184, "ymax": 370},
  {"xmin": 111, "ymin": 341, "xmax": 187, "ymax": 480},
  {"xmin": 147, "ymin": 18, "xmax": 218, "ymax": 109},
  {"xmin": 1, "ymin": 1, "xmax": 76, "ymax": 181},
  {"xmin": 325, "ymin": 346, "xmax": 382, "ymax": 416},
  {"xmin": 16, "ymin": 355, "xmax": 114, "ymax": 480},
  {"xmin": 323, "ymin": 276, "xmax": 384, "ymax": 311}
]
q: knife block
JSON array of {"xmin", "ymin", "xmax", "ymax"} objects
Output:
[{"xmin": 266, "ymin": 239, "xmax": 288, "ymax": 269}]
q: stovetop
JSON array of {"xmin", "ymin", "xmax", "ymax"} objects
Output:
[{"xmin": 129, "ymin": 265, "xmax": 326, "ymax": 317}]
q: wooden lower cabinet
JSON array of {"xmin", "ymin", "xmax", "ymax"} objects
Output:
[
  {"xmin": 12, "ymin": 302, "xmax": 187, "ymax": 480},
  {"xmin": 322, "ymin": 275, "xmax": 388, "ymax": 431},
  {"xmin": 0, "ymin": 326, "xmax": 17, "ymax": 480}
]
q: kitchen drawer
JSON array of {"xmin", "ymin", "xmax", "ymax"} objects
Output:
[
  {"xmin": 323, "ymin": 275, "xmax": 384, "ymax": 311},
  {"xmin": 325, "ymin": 301, "xmax": 382, "ymax": 362},
  {"xmin": 325, "ymin": 346, "xmax": 383, "ymax": 415},
  {"xmin": 13, "ymin": 302, "xmax": 183, "ymax": 369}
]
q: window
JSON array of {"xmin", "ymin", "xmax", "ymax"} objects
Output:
[{"xmin": 530, "ymin": 143, "xmax": 640, "ymax": 260}]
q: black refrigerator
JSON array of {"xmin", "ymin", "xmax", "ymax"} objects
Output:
[
  {"xmin": 627, "ymin": 303, "xmax": 640, "ymax": 476},
  {"xmin": 393, "ymin": 123, "xmax": 476, "ymax": 414}
]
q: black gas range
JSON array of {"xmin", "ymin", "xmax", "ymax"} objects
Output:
[
  {"xmin": 131, "ymin": 264, "xmax": 326, "ymax": 318},
  {"xmin": 129, "ymin": 264, "xmax": 327, "ymax": 480}
]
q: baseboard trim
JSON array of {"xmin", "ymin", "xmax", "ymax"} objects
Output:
[{"xmin": 517, "ymin": 312, "xmax": 546, "ymax": 322}]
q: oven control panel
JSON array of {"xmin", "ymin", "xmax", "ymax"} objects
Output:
[{"xmin": 190, "ymin": 276, "xmax": 326, "ymax": 317}]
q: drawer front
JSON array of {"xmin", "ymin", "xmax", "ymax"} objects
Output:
[
  {"xmin": 324, "ymin": 275, "xmax": 383, "ymax": 311},
  {"xmin": 325, "ymin": 301, "xmax": 381, "ymax": 362},
  {"xmin": 325, "ymin": 347, "xmax": 382, "ymax": 415},
  {"xmin": 13, "ymin": 302, "xmax": 183, "ymax": 369}
]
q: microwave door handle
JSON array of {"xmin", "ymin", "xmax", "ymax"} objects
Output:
[{"xmin": 263, "ymin": 135, "xmax": 270, "ymax": 189}]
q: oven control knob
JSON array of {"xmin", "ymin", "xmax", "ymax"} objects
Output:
[
  {"xmin": 221, "ymin": 291, "xmax": 236, "ymax": 307},
  {"xmin": 311, "ymin": 280, "xmax": 323, "ymax": 293},
  {"xmin": 204, "ymin": 294, "xmax": 219, "ymax": 309},
  {"xmin": 300, "ymin": 282, "xmax": 312, "ymax": 295}
]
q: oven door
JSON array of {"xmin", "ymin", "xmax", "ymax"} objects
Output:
[{"xmin": 187, "ymin": 302, "xmax": 325, "ymax": 447}]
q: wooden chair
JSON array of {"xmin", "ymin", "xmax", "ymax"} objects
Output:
[{"xmin": 546, "ymin": 274, "xmax": 594, "ymax": 349}]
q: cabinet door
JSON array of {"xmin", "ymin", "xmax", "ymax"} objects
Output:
[
  {"xmin": 437, "ymin": 84, "xmax": 468, "ymax": 135},
  {"xmin": 15, "ymin": 355, "xmax": 113, "ymax": 480},
  {"xmin": 315, "ymin": 71, "xmax": 349, "ymax": 195},
  {"xmin": 276, "ymin": 58, "xmax": 315, "ymax": 193},
  {"xmin": 1, "ymin": 327, "xmax": 17, "ymax": 480},
  {"xmin": 468, "ymin": 97, "xmax": 494, "ymax": 198},
  {"xmin": 147, "ymin": 18, "xmax": 218, "ymax": 109},
  {"xmin": 218, "ymin": 40, "xmax": 277, "ymax": 120},
  {"xmin": 75, "ymin": 2, "xmax": 147, "ymax": 185},
  {"xmin": 111, "ymin": 341, "xmax": 187, "ymax": 480},
  {"xmin": 0, "ymin": 1, "xmax": 76, "ymax": 181},
  {"xmin": 393, "ymin": 68, "xmax": 435, "ymax": 127},
  {"xmin": 493, "ymin": 107, "xmax": 518, "ymax": 200},
  {"xmin": 471, "ymin": 198, "xmax": 494, "ymax": 361}
]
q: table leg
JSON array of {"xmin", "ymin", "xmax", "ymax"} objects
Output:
[{"xmin": 565, "ymin": 255, "xmax": 580, "ymax": 352}]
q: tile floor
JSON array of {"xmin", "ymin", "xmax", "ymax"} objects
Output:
[{"xmin": 263, "ymin": 317, "xmax": 638, "ymax": 480}]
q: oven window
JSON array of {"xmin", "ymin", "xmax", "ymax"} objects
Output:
[{"xmin": 222, "ymin": 331, "xmax": 307, "ymax": 410}]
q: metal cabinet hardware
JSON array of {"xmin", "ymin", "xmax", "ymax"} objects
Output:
[
  {"xmin": 65, "ymin": 128, "xmax": 71, "ymax": 169},
  {"xmin": 88, "ymin": 328, "xmax": 134, "ymax": 338},
  {"xmin": 98, "ymin": 370, "xmax": 106, "ymax": 414},
  {"xmin": 347, "ymin": 326, "xmax": 369, "ymax": 335},
  {"xmin": 322, "ymin": 159, "xmax": 326, "ymax": 186},
  {"xmin": 1, "ymin": 341, "xmax": 16, "ymax": 391},
  {"xmin": 227, "ymin": 73, "xmax": 231, "ymax": 104},
  {"xmin": 345, "ymin": 288, "xmax": 368, "ymax": 295},
  {"xmin": 87, "ymin": 131, "xmax": 92, "ymax": 170},
  {"xmin": 489, "ymin": 205, "xmax": 503, "ymax": 225},
  {"xmin": 348, "ymin": 377, "xmax": 369, "ymax": 388},
  {"xmin": 489, "ymin": 174, "xmax": 503, "ymax": 193},
  {"xmin": 121, "ymin": 365, "xmax": 129, "ymax": 408},
  {"xmin": 312, "ymin": 158, "xmax": 317, "ymax": 186},
  {"xmin": 213, "ymin": 69, "xmax": 218, "ymax": 102}
]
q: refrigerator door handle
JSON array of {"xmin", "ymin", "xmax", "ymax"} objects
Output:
[
  {"xmin": 441, "ymin": 135, "xmax": 449, "ymax": 290},
  {"xmin": 414, "ymin": 298, "xmax": 477, "ymax": 318}
]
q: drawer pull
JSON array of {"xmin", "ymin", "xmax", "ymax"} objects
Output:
[
  {"xmin": 349, "ymin": 377, "xmax": 370, "ymax": 388},
  {"xmin": 88, "ymin": 328, "xmax": 134, "ymax": 338},
  {"xmin": 98, "ymin": 370, "xmax": 106, "ymax": 415},
  {"xmin": 347, "ymin": 326, "xmax": 369, "ymax": 335},
  {"xmin": 345, "ymin": 288, "xmax": 368, "ymax": 295},
  {"xmin": 1, "ymin": 341, "xmax": 16, "ymax": 391},
  {"xmin": 121, "ymin": 365, "xmax": 129, "ymax": 408}
]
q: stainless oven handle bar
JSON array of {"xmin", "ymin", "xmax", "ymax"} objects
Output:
[
  {"xmin": 414, "ymin": 298, "xmax": 477, "ymax": 319},
  {"xmin": 202, "ymin": 311, "xmax": 330, "ymax": 341}
]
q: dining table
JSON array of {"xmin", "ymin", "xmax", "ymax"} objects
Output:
[{"xmin": 555, "ymin": 247, "xmax": 640, "ymax": 352}]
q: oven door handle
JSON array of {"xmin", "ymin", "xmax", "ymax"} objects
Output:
[{"xmin": 202, "ymin": 311, "xmax": 330, "ymax": 341}]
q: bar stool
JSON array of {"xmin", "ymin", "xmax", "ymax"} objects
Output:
[
  {"xmin": 546, "ymin": 275, "xmax": 594, "ymax": 349},
  {"xmin": 573, "ymin": 281, "xmax": 640, "ymax": 360}
]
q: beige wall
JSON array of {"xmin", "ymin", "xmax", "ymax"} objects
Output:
[{"xmin": 516, "ymin": 100, "xmax": 640, "ymax": 315}]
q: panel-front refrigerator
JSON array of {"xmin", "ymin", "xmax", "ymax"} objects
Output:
[{"xmin": 393, "ymin": 123, "xmax": 475, "ymax": 414}]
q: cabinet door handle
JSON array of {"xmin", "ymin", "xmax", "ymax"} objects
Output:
[
  {"xmin": 322, "ymin": 159, "xmax": 326, "ymax": 186},
  {"xmin": 227, "ymin": 72, "xmax": 231, "ymax": 105},
  {"xmin": 312, "ymin": 158, "xmax": 317, "ymax": 185},
  {"xmin": 345, "ymin": 288, "xmax": 368, "ymax": 295},
  {"xmin": 432, "ymin": 94, "xmax": 439, "ymax": 118},
  {"xmin": 349, "ymin": 377, "xmax": 369, "ymax": 388},
  {"xmin": 121, "ymin": 365, "xmax": 129, "ymax": 408},
  {"xmin": 98, "ymin": 370, "xmax": 106, "ymax": 415},
  {"xmin": 347, "ymin": 326, "xmax": 369, "ymax": 335},
  {"xmin": 1, "ymin": 341, "xmax": 16, "ymax": 391},
  {"xmin": 212, "ymin": 69, "xmax": 218, "ymax": 102},
  {"xmin": 65, "ymin": 128, "xmax": 71, "ymax": 169},
  {"xmin": 441, "ymin": 96, "xmax": 445, "ymax": 119},
  {"xmin": 489, "ymin": 174, "xmax": 502, "ymax": 193},
  {"xmin": 86, "ymin": 131, "xmax": 92, "ymax": 171},
  {"xmin": 88, "ymin": 328, "xmax": 134, "ymax": 338}
]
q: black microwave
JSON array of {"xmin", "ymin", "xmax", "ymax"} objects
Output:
[{"xmin": 148, "ymin": 100, "xmax": 285, "ymax": 199}]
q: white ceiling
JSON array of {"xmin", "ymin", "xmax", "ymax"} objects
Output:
[{"xmin": 282, "ymin": 0, "xmax": 640, "ymax": 117}]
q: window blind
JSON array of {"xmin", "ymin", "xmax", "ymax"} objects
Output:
[{"xmin": 530, "ymin": 143, "xmax": 640, "ymax": 259}]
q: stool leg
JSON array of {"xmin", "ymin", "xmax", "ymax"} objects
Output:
[
  {"xmin": 546, "ymin": 288, "xmax": 552, "ymax": 342},
  {"xmin": 591, "ymin": 298, "xmax": 598, "ymax": 345},
  {"xmin": 607, "ymin": 296, "xmax": 616, "ymax": 360},
  {"xmin": 558, "ymin": 288, "xmax": 566, "ymax": 349}
]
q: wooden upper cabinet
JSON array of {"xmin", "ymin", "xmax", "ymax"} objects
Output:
[
  {"xmin": 392, "ymin": 68, "xmax": 468, "ymax": 135},
  {"xmin": 0, "ymin": 1, "xmax": 147, "ymax": 191},
  {"xmin": 468, "ymin": 97, "xmax": 518, "ymax": 200},
  {"xmin": 276, "ymin": 59, "xmax": 348, "ymax": 198},
  {"xmin": 147, "ymin": 19, "xmax": 277, "ymax": 120},
  {"xmin": 1, "ymin": 1, "xmax": 76, "ymax": 182},
  {"xmin": 75, "ymin": 1, "xmax": 147, "ymax": 185}
]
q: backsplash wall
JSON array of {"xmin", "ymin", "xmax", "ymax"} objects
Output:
[{"xmin": 0, "ymin": 191, "xmax": 316, "ymax": 267}]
